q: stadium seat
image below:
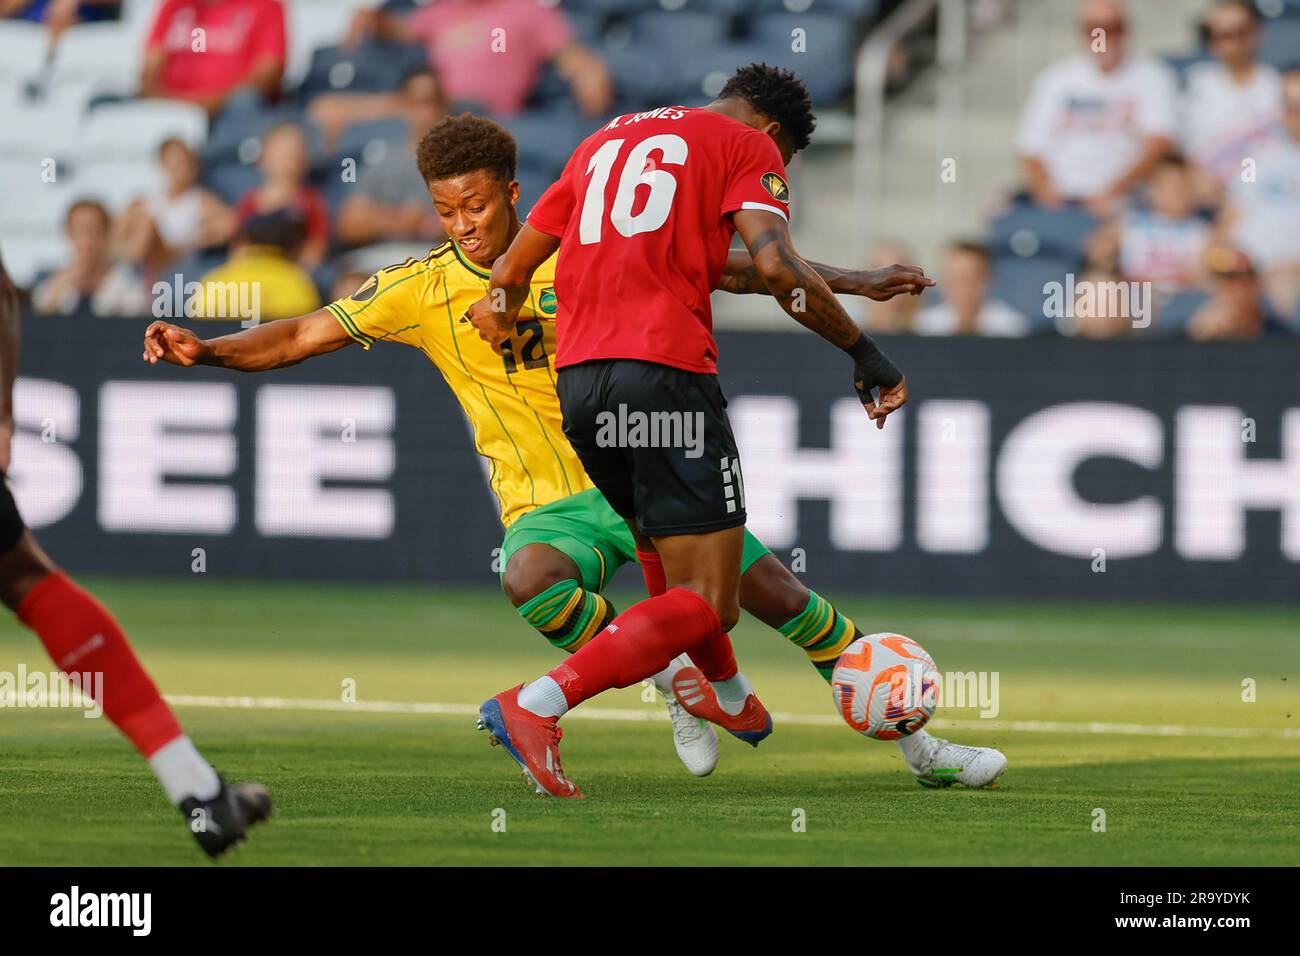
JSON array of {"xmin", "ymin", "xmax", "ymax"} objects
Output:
[
  {"xmin": 748, "ymin": 13, "xmax": 857, "ymax": 102},
  {"xmin": 78, "ymin": 100, "xmax": 208, "ymax": 163},
  {"xmin": 298, "ymin": 42, "xmax": 427, "ymax": 100},
  {"xmin": 601, "ymin": 43, "xmax": 684, "ymax": 104},
  {"xmin": 1258, "ymin": 17, "xmax": 1300, "ymax": 70},
  {"xmin": 202, "ymin": 160, "xmax": 264, "ymax": 206},
  {"xmin": 0, "ymin": 87, "xmax": 84, "ymax": 160},
  {"xmin": 989, "ymin": 254, "xmax": 1076, "ymax": 334},
  {"xmin": 0, "ymin": 21, "xmax": 49, "ymax": 87},
  {"xmin": 204, "ymin": 101, "xmax": 320, "ymax": 169},
  {"xmin": 987, "ymin": 201, "xmax": 1097, "ymax": 263},
  {"xmin": 501, "ymin": 104, "xmax": 589, "ymax": 175},
  {"xmin": 0, "ymin": 235, "xmax": 68, "ymax": 290},
  {"xmin": 71, "ymin": 158, "xmax": 163, "ymax": 214},
  {"xmin": 49, "ymin": 23, "xmax": 140, "ymax": 97},
  {"xmin": 286, "ymin": 1, "xmax": 372, "ymax": 91},
  {"xmin": 516, "ymin": 157, "xmax": 558, "ymax": 213},
  {"xmin": 631, "ymin": 10, "xmax": 732, "ymax": 48},
  {"xmin": 756, "ymin": 0, "xmax": 879, "ymax": 17}
]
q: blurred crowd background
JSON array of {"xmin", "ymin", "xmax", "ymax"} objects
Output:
[{"xmin": 0, "ymin": 0, "xmax": 1298, "ymax": 341}]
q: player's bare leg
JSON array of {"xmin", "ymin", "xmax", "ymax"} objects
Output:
[{"xmin": 0, "ymin": 530, "xmax": 272, "ymax": 855}]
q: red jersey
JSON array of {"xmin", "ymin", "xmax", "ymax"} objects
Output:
[
  {"xmin": 527, "ymin": 106, "xmax": 791, "ymax": 374},
  {"xmin": 147, "ymin": 0, "xmax": 286, "ymax": 99}
]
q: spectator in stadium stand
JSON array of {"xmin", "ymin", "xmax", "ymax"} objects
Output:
[
  {"xmin": 1182, "ymin": 0, "xmax": 1282, "ymax": 205},
  {"xmin": 188, "ymin": 209, "xmax": 321, "ymax": 321},
  {"xmin": 1016, "ymin": 0, "xmax": 1177, "ymax": 217},
  {"xmin": 1187, "ymin": 245, "xmax": 1291, "ymax": 341},
  {"xmin": 329, "ymin": 68, "xmax": 449, "ymax": 266},
  {"xmin": 1087, "ymin": 154, "xmax": 1210, "ymax": 296},
  {"xmin": 914, "ymin": 241, "xmax": 1030, "ymax": 337},
  {"xmin": 1059, "ymin": 268, "xmax": 1136, "ymax": 339},
  {"xmin": 1220, "ymin": 69, "xmax": 1300, "ymax": 322},
  {"xmin": 234, "ymin": 123, "xmax": 330, "ymax": 270},
  {"xmin": 860, "ymin": 239, "xmax": 925, "ymax": 334},
  {"xmin": 345, "ymin": 0, "xmax": 612, "ymax": 118},
  {"xmin": 140, "ymin": 0, "xmax": 286, "ymax": 116},
  {"xmin": 113, "ymin": 137, "xmax": 237, "ymax": 280},
  {"xmin": 32, "ymin": 200, "xmax": 149, "ymax": 317}
]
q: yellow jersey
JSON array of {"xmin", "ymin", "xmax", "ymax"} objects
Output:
[{"xmin": 327, "ymin": 240, "xmax": 593, "ymax": 528}]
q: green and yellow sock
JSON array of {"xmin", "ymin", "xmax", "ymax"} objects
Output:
[
  {"xmin": 517, "ymin": 578, "xmax": 616, "ymax": 653},
  {"xmin": 778, "ymin": 591, "xmax": 861, "ymax": 682}
]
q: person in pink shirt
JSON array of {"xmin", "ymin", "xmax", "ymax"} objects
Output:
[
  {"xmin": 348, "ymin": 0, "xmax": 611, "ymax": 117},
  {"xmin": 140, "ymin": 0, "xmax": 286, "ymax": 116}
]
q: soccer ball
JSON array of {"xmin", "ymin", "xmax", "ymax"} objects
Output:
[{"xmin": 831, "ymin": 632, "xmax": 940, "ymax": 740}]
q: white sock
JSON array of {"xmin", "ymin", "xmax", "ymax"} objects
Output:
[
  {"xmin": 517, "ymin": 676, "xmax": 570, "ymax": 718},
  {"xmin": 712, "ymin": 671, "xmax": 754, "ymax": 716},
  {"xmin": 651, "ymin": 654, "xmax": 690, "ymax": 697},
  {"xmin": 149, "ymin": 736, "xmax": 221, "ymax": 805},
  {"xmin": 897, "ymin": 729, "xmax": 935, "ymax": 769}
]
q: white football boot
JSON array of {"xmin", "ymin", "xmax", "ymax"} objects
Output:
[
  {"xmin": 902, "ymin": 730, "xmax": 1007, "ymax": 789},
  {"xmin": 654, "ymin": 655, "xmax": 719, "ymax": 777}
]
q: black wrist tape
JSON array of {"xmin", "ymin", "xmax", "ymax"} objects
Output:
[{"xmin": 846, "ymin": 334, "xmax": 902, "ymax": 389}]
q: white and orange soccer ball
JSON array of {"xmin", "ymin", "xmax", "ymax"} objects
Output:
[{"xmin": 831, "ymin": 632, "xmax": 940, "ymax": 740}]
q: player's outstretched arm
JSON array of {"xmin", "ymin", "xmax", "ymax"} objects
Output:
[
  {"xmin": 467, "ymin": 224, "xmax": 561, "ymax": 352},
  {"xmin": 141, "ymin": 310, "xmax": 354, "ymax": 372},
  {"xmin": 719, "ymin": 249, "xmax": 935, "ymax": 302},
  {"xmin": 732, "ymin": 208, "xmax": 907, "ymax": 429}
]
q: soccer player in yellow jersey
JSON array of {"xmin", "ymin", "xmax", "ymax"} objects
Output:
[{"xmin": 142, "ymin": 113, "xmax": 1006, "ymax": 788}]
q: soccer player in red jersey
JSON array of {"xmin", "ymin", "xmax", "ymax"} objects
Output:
[
  {"xmin": 0, "ymin": 255, "xmax": 271, "ymax": 855},
  {"xmin": 467, "ymin": 65, "xmax": 911, "ymax": 797}
]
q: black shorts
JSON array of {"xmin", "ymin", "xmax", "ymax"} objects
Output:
[
  {"xmin": 557, "ymin": 359, "xmax": 747, "ymax": 538},
  {"xmin": 0, "ymin": 474, "xmax": 24, "ymax": 553}
]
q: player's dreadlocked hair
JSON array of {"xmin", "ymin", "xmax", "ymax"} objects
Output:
[
  {"xmin": 718, "ymin": 63, "xmax": 816, "ymax": 154},
  {"xmin": 416, "ymin": 113, "xmax": 517, "ymax": 186}
]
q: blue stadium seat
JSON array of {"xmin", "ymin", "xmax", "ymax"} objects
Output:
[
  {"xmin": 988, "ymin": 254, "xmax": 1076, "ymax": 333},
  {"xmin": 748, "ymin": 13, "xmax": 857, "ymax": 102},
  {"xmin": 666, "ymin": 41, "xmax": 774, "ymax": 103},
  {"xmin": 756, "ymin": 0, "xmax": 879, "ymax": 18},
  {"xmin": 202, "ymin": 162, "xmax": 264, "ymax": 206},
  {"xmin": 631, "ymin": 10, "xmax": 732, "ymax": 48},
  {"xmin": 1258, "ymin": 17, "xmax": 1300, "ymax": 70},
  {"xmin": 298, "ymin": 42, "xmax": 427, "ymax": 100},
  {"xmin": 602, "ymin": 43, "xmax": 684, "ymax": 104},
  {"xmin": 516, "ymin": 157, "xmax": 559, "ymax": 213},
  {"xmin": 501, "ymin": 104, "xmax": 589, "ymax": 175},
  {"xmin": 987, "ymin": 202, "xmax": 1098, "ymax": 263},
  {"xmin": 205, "ymin": 102, "xmax": 322, "ymax": 168}
]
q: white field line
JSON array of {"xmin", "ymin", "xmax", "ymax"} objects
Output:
[{"xmin": 160, "ymin": 694, "xmax": 1300, "ymax": 741}]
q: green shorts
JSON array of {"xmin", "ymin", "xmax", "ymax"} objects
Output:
[{"xmin": 499, "ymin": 487, "xmax": 771, "ymax": 593}]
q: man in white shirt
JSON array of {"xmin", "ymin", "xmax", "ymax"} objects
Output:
[
  {"xmin": 1182, "ymin": 0, "xmax": 1282, "ymax": 193},
  {"xmin": 1223, "ymin": 70, "xmax": 1300, "ymax": 321},
  {"xmin": 1017, "ymin": 0, "xmax": 1178, "ymax": 216},
  {"xmin": 915, "ymin": 242, "xmax": 1031, "ymax": 337}
]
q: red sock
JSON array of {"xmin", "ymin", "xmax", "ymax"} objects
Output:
[
  {"xmin": 548, "ymin": 588, "xmax": 721, "ymax": 708},
  {"xmin": 18, "ymin": 572, "xmax": 182, "ymax": 757},
  {"xmin": 689, "ymin": 628, "xmax": 739, "ymax": 682},
  {"xmin": 635, "ymin": 549, "xmax": 666, "ymax": 597}
]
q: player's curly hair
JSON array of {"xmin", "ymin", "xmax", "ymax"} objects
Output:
[
  {"xmin": 416, "ymin": 113, "xmax": 517, "ymax": 186},
  {"xmin": 718, "ymin": 63, "xmax": 816, "ymax": 155}
]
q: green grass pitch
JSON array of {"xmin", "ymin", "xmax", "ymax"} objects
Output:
[{"xmin": 1, "ymin": 578, "xmax": 1297, "ymax": 866}]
